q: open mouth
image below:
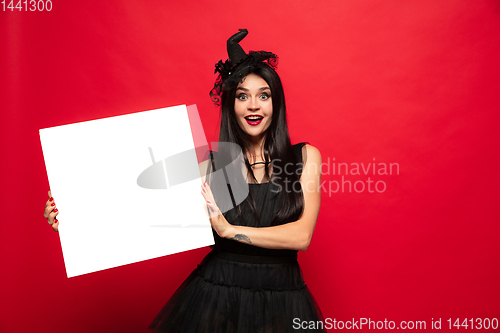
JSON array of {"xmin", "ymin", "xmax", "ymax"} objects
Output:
[{"xmin": 244, "ymin": 115, "xmax": 264, "ymax": 125}]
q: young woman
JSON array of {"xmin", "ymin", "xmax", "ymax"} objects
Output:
[{"xmin": 44, "ymin": 29, "xmax": 325, "ymax": 332}]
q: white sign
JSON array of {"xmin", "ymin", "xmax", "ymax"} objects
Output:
[{"xmin": 39, "ymin": 105, "xmax": 214, "ymax": 278}]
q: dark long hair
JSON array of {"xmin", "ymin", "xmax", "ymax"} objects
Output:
[{"xmin": 216, "ymin": 63, "xmax": 304, "ymax": 226}]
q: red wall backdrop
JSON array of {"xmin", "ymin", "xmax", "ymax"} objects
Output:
[{"xmin": 1, "ymin": 1, "xmax": 499, "ymax": 332}]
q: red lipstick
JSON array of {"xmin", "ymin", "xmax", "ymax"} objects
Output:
[{"xmin": 244, "ymin": 115, "xmax": 264, "ymax": 126}]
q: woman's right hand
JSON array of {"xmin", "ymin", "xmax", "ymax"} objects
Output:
[{"xmin": 44, "ymin": 190, "xmax": 59, "ymax": 232}]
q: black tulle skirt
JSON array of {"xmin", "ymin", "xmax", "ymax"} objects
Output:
[{"xmin": 148, "ymin": 250, "xmax": 325, "ymax": 333}]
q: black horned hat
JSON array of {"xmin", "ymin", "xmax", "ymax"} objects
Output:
[{"xmin": 210, "ymin": 29, "xmax": 278, "ymax": 105}]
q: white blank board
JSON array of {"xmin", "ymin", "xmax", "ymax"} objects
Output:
[{"xmin": 39, "ymin": 105, "xmax": 214, "ymax": 278}]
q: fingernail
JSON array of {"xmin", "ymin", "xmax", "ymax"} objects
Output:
[
  {"xmin": 55, "ymin": 219, "xmax": 58, "ymax": 223},
  {"xmin": 49, "ymin": 197, "xmax": 54, "ymax": 201},
  {"xmin": 51, "ymin": 203, "xmax": 55, "ymax": 206},
  {"xmin": 206, "ymin": 200, "xmax": 211, "ymax": 203},
  {"xmin": 54, "ymin": 208, "xmax": 58, "ymax": 212}
]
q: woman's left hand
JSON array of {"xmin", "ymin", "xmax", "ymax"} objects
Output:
[{"xmin": 201, "ymin": 182, "xmax": 232, "ymax": 238}]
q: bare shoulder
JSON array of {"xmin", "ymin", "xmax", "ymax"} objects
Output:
[
  {"xmin": 300, "ymin": 144, "xmax": 322, "ymax": 200},
  {"xmin": 303, "ymin": 144, "xmax": 322, "ymax": 165}
]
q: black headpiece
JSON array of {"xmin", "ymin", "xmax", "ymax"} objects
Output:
[{"xmin": 210, "ymin": 29, "xmax": 279, "ymax": 105}]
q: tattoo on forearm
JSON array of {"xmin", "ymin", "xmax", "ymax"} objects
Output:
[{"xmin": 230, "ymin": 234, "xmax": 252, "ymax": 244}]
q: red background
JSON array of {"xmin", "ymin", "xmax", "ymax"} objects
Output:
[{"xmin": 1, "ymin": 1, "xmax": 499, "ymax": 332}]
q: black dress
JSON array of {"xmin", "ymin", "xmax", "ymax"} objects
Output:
[{"xmin": 149, "ymin": 143, "xmax": 325, "ymax": 332}]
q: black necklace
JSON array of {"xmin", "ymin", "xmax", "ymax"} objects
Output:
[{"xmin": 249, "ymin": 161, "xmax": 270, "ymax": 167}]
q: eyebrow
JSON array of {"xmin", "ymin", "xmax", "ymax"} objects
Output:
[{"xmin": 236, "ymin": 87, "xmax": 271, "ymax": 92}]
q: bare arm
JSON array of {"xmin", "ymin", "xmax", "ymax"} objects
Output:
[{"xmin": 202, "ymin": 144, "xmax": 322, "ymax": 251}]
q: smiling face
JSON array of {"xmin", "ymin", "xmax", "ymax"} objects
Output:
[{"xmin": 234, "ymin": 73, "xmax": 273, "ymax": 144}]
